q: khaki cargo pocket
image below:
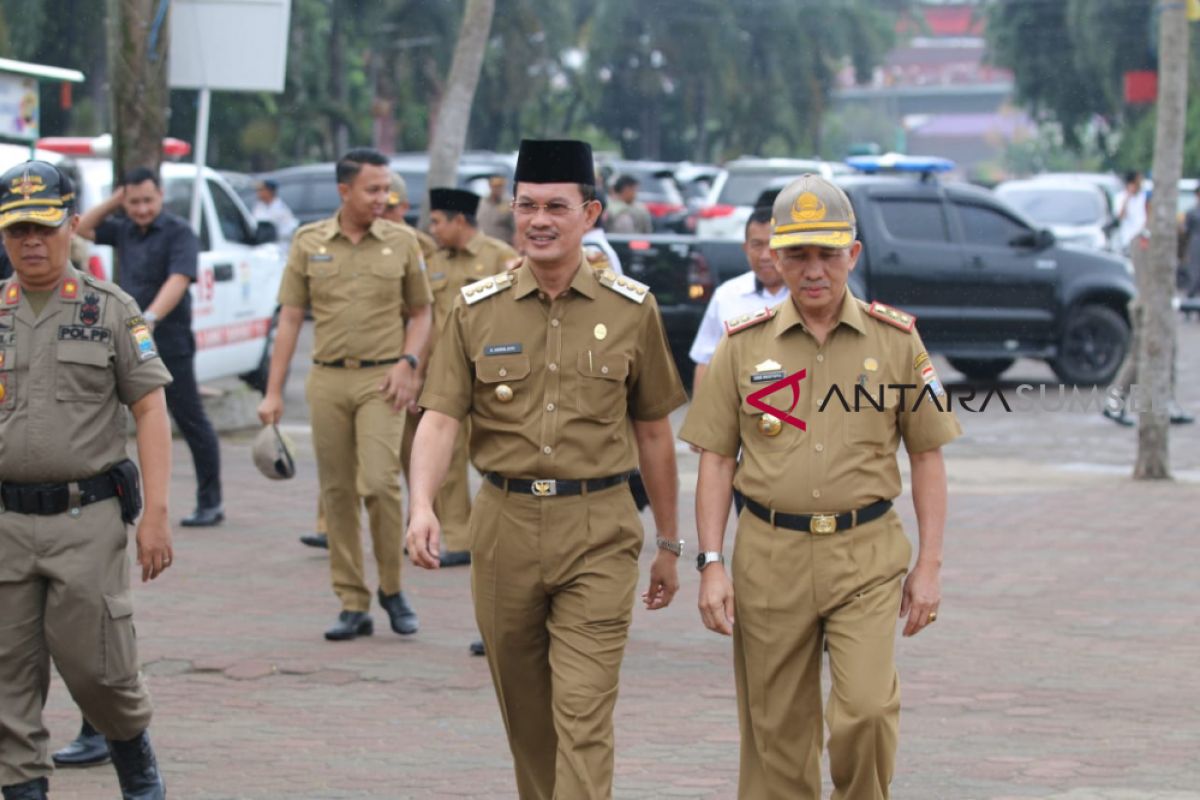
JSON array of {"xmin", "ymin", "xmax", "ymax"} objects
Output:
[
  {"xmin": 575, "ymin": 352, "xmax": 629, "ymax": 422},
  {"xmin": 56, "ymin": 341, "xmax": 111, "ymax": 403},
  {"xmin": 474, "ymin": 354, "xmax": 532, "ymax": 422},
  {"xmin": 102, "ymin": 592, "xmax": 138, "ymax": 686}
]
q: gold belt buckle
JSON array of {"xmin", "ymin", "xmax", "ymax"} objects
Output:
[
  {"xmin": 809, "ymin": 514, "xmax": 837, "ymax": 535},
  {"xmin": 343, "ymin": 357, "xmax": 361, "ymax": 369},
  {"xmin": 531, "ymin": 479, "xmax": 557, "ymax": 497}
]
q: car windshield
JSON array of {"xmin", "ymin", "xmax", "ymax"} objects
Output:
[
  {"xmin": 718, "ymin": 171, "xmax": 808, "ymax": 206},
  {"xmin": 997, "ymin": 187, "xmax": 1104, "ymax": 226}
]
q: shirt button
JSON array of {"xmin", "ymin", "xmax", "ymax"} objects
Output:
[
  {"xmin": 550, "ymin": 319, "xmax": 560, "ymax": 327},
  {"xmin": 815, "ymin": 443, "xmax": 824, "ymax": 453},
  {"xmin": 816, "ymin": 354, "xmax": 825, "ymax": 363},
  {"xmin": 498, "ymin": 368, "xmax": 508, "ymax": 377},
  {"xmin": 542, "ymin": 445, "xmax": 552, "ymax": 455},
  {"xmin": 548, "ymin": 362, "xmax": 558, "ymax": 372},
  {"xmin": 546, "ymin": 402, "xmax": 556, "ymax": 411},
  {"xmin": 538, "ymin": 292, "xmax": 546, "ymax": 301},
  {"xmin": 812, "ymin": 489, "xmax": 821, "ymax": 499},
  {"xmin": 600, "ymin": 365, "xmax": 609, "ymax": 374}
]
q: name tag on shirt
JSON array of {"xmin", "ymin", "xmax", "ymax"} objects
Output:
[
  {"xmin": 309, "ymin": 254, "xmax": 334, "ymax": 262},
  {"xmin": 750, "ymin": 370, "xmax": 786, "ymax": 383},
  {"xmin": 484, "ymin": 343, "xmax": 522, "ymax": 356}
]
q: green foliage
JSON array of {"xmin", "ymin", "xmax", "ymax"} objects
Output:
[{"xmin": 3, "ymin": 0, "xmax": 909, "ymax": 170}]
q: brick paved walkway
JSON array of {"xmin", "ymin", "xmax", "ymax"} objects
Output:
[{"xmin": 35, "ymin": 323, "xmax": 1200, "ymax": 799}]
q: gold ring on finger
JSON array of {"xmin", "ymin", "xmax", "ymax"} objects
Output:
[{"xmin": 928, "ymin": 611, "xmax": 938, "ymax": 622}]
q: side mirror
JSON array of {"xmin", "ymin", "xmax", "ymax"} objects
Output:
[
  {"xmin": 1010, "ymin": 228, "xmax": 1054, "ymax": 250},
  {"xmin": 254, "ymin": 220, "xmax": 278, "ymax": 244}
]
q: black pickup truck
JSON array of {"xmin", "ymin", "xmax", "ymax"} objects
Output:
[{"xmin": 609, "ymin": 173, "xmax": 1137, "ymax": 387}]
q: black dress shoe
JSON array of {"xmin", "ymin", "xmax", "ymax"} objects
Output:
[
  {"xmin": 106, "ymin": 730, "xmax": 165, "ymax": 800},
  {"xmin": 52, "ymin": 719, "xmax": 110, "ymax": 767},
  {"xmin": 439, "ymin": 550, "xmax": 471, "ymax": 567},
  {"xmin": 300, "ymin": 532, "xmax": 329, "ymax": 549},
  {"xmin": 1, "ymin": 777, "xmax": 48, "ymax": 800},
  {"xmin": 469, "ymin": 639, "xmax": 486, "ymax": 657},
  {"xmin": 181, "ymin": 506, "xmax": 225, "ymax": 527},
  {"xmin": 325, "ymin": 610, "xmax": 374, "ymax": 641},
  {"xmin": 376, "ymin": 589, "xmax": 419, "ymax": 635},
  {"xmin": 1170, "ymin": 410, "xmax": 1196, "ymax": 425}
]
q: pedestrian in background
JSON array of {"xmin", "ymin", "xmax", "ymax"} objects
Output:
[
  {"xmin": 476, "ymin": 173, "xmax": 516, "ymax": 246},
  {"xmin": 605, "ymin": 174, "xmax": 653, "ymax": 234},
  {"xmin": 78, "ymin": 166, "xmax": 225, "ymax": 528},
  {"xmin": 251, "ymin": 178, "xmax": 298, "ymax": 241}
]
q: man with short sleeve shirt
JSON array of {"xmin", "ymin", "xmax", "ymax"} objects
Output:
[
  {"xmin": 680, "ymin": 174, "xmax": 961, "ymax": 800},
  {"xmin": 78, "ymin": 166, "xmax": 224, "ymax": 528},
  {"xmin": 258, "ymin": 148, "xmax": 433, "ymax": 642},
  {"xmin": 407, "ymin": 139, "xmax": 687, "ymax": 799}
]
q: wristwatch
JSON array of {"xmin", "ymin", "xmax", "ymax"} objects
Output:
[
  {"xmin": 655, "ymin": 537, "xmax": 684, "ymax": 556},
  {"xmin": 142, "ymin": 310, "xmax": 159, "ymax": 327},
  {"xmin": 399, "ymin": 353, "xmax": 419, "ymax": 370},
  {"xmin": 696, "ymin": 551, "xmax": 724, "ymax": 572}
]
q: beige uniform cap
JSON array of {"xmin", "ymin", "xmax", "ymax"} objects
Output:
[
  {"xmin": 252, "ymin": 424, "xmax": 297, "ymax": 480},
  {"xmin": 769, "ymin": 173, "xmax": 856, "ymax": 250}
]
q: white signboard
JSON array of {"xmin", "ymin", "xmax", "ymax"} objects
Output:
[
  {"xmin": 169, "ymin": 0, "xmax": 291, "ymax": 92},
  {"xmin": 0, "ymin": 74, "xmax": 39, "ymax": 141}
]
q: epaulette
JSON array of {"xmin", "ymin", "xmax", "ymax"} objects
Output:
[
  {"xmin": 724, "ymin": 306, "xmax": 777, "ymax": 336},
  {"xmin": 867, "ymin": 300, "xmax": 916, "ymax": 333},
  {"xmin": 597, "ymin": 270, "xmax": 648, "ymax": 304},
  {"xmin": 461, "ymin": 271, "xmax": 514, "ymax": 305}
]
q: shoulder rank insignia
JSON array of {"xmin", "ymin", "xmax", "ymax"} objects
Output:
[
  {"xmin": 597, "ymin": 270, "xmax": 648, "ymax": 304},
  {"xmin": 3, "ymin": 283, "xmax": 18, "ymax": 306},
  {"xmin": 461, "ymin": 271, "xmax": 514, "ymax": 305},
  {"xmin": 60, "ymin": 278, "xmax": 80, "ymax": 300},
  {"xmin": 867, "ymin": 301, "xmax": 915, "ymax": 333},
  {"xmin": 724, "ymin": 306, "xmax": 777, "ymax": 336}
]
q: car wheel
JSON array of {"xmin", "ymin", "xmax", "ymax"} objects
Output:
[
  {"xmin": 239, "ymin": 308, "xmax": 281, "ymax": 394},
  {"xmin": 946, "ymin": 357, "xmax": 1015, "ymax": 383},
  {"xmin": 1049, "ymin": 304, "xmax": 1130, "ymax": 386}
]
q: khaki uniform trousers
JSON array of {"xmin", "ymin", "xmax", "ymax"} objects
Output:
[
  {"xmin": 307, "ymin": 365, "xmax": 405, "ymax": 611},
  {"xmin": 0, "ymin": 498, "xmax": 152, "ymax": 786},
  {"xmin": 471, "ymin": 481, "xmax": 642, "ymax": 800},
  {"xmin": 400, "ymin": 411, "xmax": 472, "ymax": 552},
  {"xmin": 732, "ymin": 507, "xmax": 911, "ymax": 800}
]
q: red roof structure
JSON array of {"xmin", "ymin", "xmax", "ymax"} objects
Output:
[{"xmin": 897, "ymin": 4, "xmax": 985, "ymax": 38}]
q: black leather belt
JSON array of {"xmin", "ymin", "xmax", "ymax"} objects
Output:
[
  {"xmin": 739, "ymin": 494, "xmax": 892, "ymax": 535},
  {"xmin": 485, "ymin": 472, "xmax": 631, "ymax": 497},
  {"xmin": 1, "ymin": 473, "xmax": 119, "ymax": 516},
  {"xmin": 312, "ymin": 357, "xmax": 400, "ymax": 369}
]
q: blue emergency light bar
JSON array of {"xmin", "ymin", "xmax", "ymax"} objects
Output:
[{"xmin": 845, "ymin": 153, "xmax": 956, "ymax": 175}]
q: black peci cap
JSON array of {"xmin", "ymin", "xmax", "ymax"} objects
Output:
[
  {"xmin": 514, "ymin": 139, "xmax": 595, "ymax": 186},
  {"xmin": 0, "ymin": 161, "xmax": 76, "ymax": 230},
  {"xmin": 428, "ymin": 188, "xmax": 481, "ymax": 216}
]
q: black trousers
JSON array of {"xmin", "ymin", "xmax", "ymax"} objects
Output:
[{"xmin": 162, "ymin": 353, "xmax": 222, "ymax": 509}]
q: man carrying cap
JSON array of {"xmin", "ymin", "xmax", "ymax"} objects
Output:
[
  {"xmin": 403, "ymin": 188, "xmax": 517, "ymax": 573},
  {"xmin": 406, "ymin": 139, "xmax": 687, "ymax": 798},
  {"xmin": 0, "ymin": 161, "xmax": 173, "ymax": 800},
  {"xmin": 257, "ymin": 148, "xmax": 433, "ymax": 642},
  {"xmin": 679, "ymin": 174, "xmax": 962, "ymax": 799}
]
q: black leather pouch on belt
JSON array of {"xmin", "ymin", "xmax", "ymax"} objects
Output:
[
  {"xmin": 629, "ymin": 470, "xmax": 650, "ymax": 512},
  {"xmin": 109, "ymin": 459, "xmax": 143, "ymax": 524}
]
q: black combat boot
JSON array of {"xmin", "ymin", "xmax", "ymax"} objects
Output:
[
  {"xmin": 1, "ymin": 777, "xmax": 48, "ymax": 800},
  {"xmin": 53, "ymin": 718, "xmax": 111, "ymax": 767},
  {"xmin": 107, "ymin": 730, "xmax": 166, "ymax": 799}
]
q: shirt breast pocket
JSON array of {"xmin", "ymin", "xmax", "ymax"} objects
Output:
[
  {"xmin": 844, "ymin": 385, "xmax": 899, "ymax": 449},
  {"xmin": 739, "ymin": 391, "xmax": 799, "ymax": 452},
  {"xmin": 56, "ymin": 341, "xmax": 112, "ymax": 403},
  {"xmin": 576, "ymin": 352, "xmax": 629, "ymax": 423},
  {"xmin": 0, "ymin": 348, "xmax": 13, "ymax": 412},
  {"xmin": 306, "ymin": 256, "xmax": 340, "ymax": 280},
  {"xmin": 474, "ymin": 354, "xmax": 531, "ymax": 422}
]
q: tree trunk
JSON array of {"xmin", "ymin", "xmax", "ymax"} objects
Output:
[
  {"xmin": 108, "ymin": 0, "xmax": 169, "ymax": 186},
  {"xmin": 1133, "ymin": 2, "xmax": 1188, "ymax": 480},
  {"xmin": 423, "ymin": 0, "xmax": 495, "ymax": 228},
  {"xmin": 328, "ymin": 3, "xmax": 349, "ymax": 156}
]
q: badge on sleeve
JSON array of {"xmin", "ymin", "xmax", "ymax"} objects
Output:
[{"xmin": 127, "ymin": 317, "xmax": 158, "ymax": 361}]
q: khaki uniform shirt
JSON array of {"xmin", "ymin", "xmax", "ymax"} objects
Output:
[
  {"xmin": 0, "ymin": 269, "xmax": 172, "ymax": 483},
  {"xmin": 679, "ymin": 291, "xmax": 962, "ymax": 514},
  {"xmin": 420, "ymin": 259, "xmax": 688, "ymax": 478},
  {"xmin": 476, "ymin": 196, "xmax": 515, "ymax": 245},
  {"xmin": 403, "ymin": 223, "xmax": 438, "ymax": 262},
  {"xmin": 278, "ymin": 214, "xmax": 432, "ymax": 362},
  {"xmin": 427, "ymin": 232, "xmax": 518, "ymax": 333}
]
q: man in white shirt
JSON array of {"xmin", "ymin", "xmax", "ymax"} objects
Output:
[
  {"xmin": 688, "ymin": 206, "xmax": 789, "ymax": 392},
  {"xmin": 252, "ymin": 179, "xmax": 298, "ymax": 241},
  {"xmin": 582, "ymin": 197, "xmax": 624, "ymax": 276},
  {"xmin": 1114, "ymin": 171, "xmax": 1146, "ymax": 254}
]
